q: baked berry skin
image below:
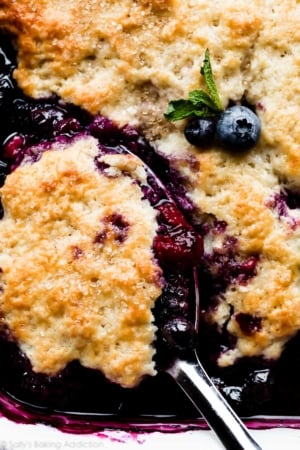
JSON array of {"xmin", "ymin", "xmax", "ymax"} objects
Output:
[
  {"xmin": 216, "ymin": 105, "xmax": 261, "ymax": 150},
  {"xmin": 153, "ymin": 201, "xmax": 204, "ymax": 270},
  {"xmin": 241, "ymin": 369, "xmax": 274, "ymax": 413},
  {"xmin": 161, "ymin": 317, "xmax": 197, "ymax": 353},
  {"xmin": 184, "ymin": 117, "xmax": 216, "ymax": 148},
  {"xmin": 235, "ymin": 313, "xmax": 262, "ymax": 336}
]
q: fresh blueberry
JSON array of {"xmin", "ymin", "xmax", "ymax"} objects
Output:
[
  {"xmin": 216, "ymin": 105, "xmax": 261, "ymax": 150},
  {"xmin": 184, "ymin": 117, "xmax": 216, "ymax": 147}
]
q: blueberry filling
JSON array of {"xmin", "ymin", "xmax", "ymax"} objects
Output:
[
  {"xmin": 199, "ymin": 232, "xmax": 259, "ymax": 306},
  {"xmin": 0, "ymin": 32, "xmax": 299, "ymax": 427},
  {"xmin": 266, "ymin": 191, "xmax": 300, "ymax": 229},
  {"xmin": 235, "ymin": 313, "xmax": 262, "ymax": 336},
  {"xmin": 283, "ymin": 188, "xmax": 300, "ymax": 209},
  {"xmin": 101, "ymin": 213, "xmax": 130, "ymax": 244}
]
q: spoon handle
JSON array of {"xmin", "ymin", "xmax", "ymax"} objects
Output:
[{"xmin": 166, "ymin": 353, "xmax": 263, "ymax": 450}]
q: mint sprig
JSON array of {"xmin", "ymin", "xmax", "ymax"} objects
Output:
[
  {"xmin": 200, "ymin": 49, "xmax": 222, "ymax": 111},
  {"xmin": 164, "ymin": 49, "xmax": 223, "ymax": 121}
]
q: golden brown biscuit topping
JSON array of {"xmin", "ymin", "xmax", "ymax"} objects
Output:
[
  {"xmin": 1, "ymin": 0, "xmax": 300, "ymax": 368},
  {"xmin": 0, "ymin": 136, "xmax": 162, "ymax": 388}
]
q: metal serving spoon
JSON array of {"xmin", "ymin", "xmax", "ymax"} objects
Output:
[
  {"xmin": 164, "ymin": 269, "xmax": 263, "ymax": 450},
  {"xmin": 122, "ymin": 148, "xmax": 263, "ymax": 449},
  {"xmin": 0, "ymin": 146, "xmax": 263, "ymax": 449}
]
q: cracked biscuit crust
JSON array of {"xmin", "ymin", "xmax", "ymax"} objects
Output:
[
  {"xmin": 2, "ymin": 1, "xmax": 300, "ymax": 366},
  {"xmin": 0, "ymin": 0, "xmax": 261, "ymax": 137},
  {"xmin": 0, "ymin": 136, "xmax": 162, "ymax": 388}
]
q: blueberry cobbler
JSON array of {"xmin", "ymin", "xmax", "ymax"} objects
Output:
[{"xmin": 1, "ymin": 0, "xmax": 300, "ymax": 427}]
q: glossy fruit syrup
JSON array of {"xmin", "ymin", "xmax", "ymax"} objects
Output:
[{"xmin": 0, "ymin": 32, "xmax": 300, "ymax": 433}]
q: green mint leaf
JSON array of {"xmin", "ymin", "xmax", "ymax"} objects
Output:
[
  {"xmin": 200, "ymin": 49, "xmax": 222, "ymax": 111},
  {"xmin": 188, "ymin": 90, "xmax": 221, "ymax": 112},
  {"xmin": 192, "ymin": 108, "xmax": 216, "ymax": 118},
  {"xmin": 164, "ymin": 49, "xmax": 223, "ymax": 122},
  {"xmin": 164, "ymin": 99, "xmax": 196, "ymax": 121}
]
